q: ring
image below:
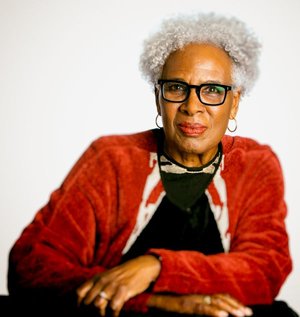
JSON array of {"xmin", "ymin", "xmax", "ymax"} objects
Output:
[
  {"xmin": 203, "ymin": 295, "xmax": 212, "ymax": 305},
  {"xmin": 99, "ymin": 291, "xmax": 110, "ymax": 300}
]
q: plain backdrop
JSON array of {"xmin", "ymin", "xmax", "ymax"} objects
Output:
[{"xmin": 0, "ymin": 0, "xmax": 299, "ymax": 313}]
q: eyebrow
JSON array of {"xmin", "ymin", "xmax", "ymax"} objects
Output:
[{"xmin": 162, "ymin": 78, "xmax": 226, "ymax": 85}]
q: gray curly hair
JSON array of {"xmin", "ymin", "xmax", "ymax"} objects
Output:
[{"xmin": 139, "ymin": 13, "xmax": 261, "ymax": 96}]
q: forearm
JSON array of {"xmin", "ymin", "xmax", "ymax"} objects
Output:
[
  {"xmin": 147, "ymin": 158, "xmax": 292, "ymax": 305},
  {"xmin": 8, "ymin": 241, "xmax": 106, "ymax": 295},
  {"xmin": 147, "ymin": 247, "xmax": 291, "ymax": 305}
]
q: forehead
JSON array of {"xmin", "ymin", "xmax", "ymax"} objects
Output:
[{"xmin": 161, "ymin": 43, "xmax": 233, "ymax": 83}]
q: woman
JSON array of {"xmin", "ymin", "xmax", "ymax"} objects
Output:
[{"xmin": 8, "ymin": 13, "xmax": 297, "ymax": 317}]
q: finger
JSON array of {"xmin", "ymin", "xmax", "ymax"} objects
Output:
[
  {"xmin": 210, "ymin": 299, "xmax": 242, "ymax": 317},
  {"xmin": 109, "ymin": 285, "xmax": 129, "ymax": 317},
  {"xmin": 215, "ymin": 293, "xmax": 243, "ymax": 308},
  {"xmin": 84, "ymin": 278, "xmax": 111, "ymax": 305},
  {"xmin": 94, "ymin": 296, "xmax": 109, "ymax": 317},
  {"xmin": 195, "ymin": 303, "xmax": 229, "ymax": 317},
  {"xmin": 214, "ymin": 294, "xmax": 253, "ymax": 316},
  {"xmin": 76, "ymin": 280, "xmax": 94, "ymax": 306},
  {"xmin": 217, "ymin": 294, "xmax": 253, "ymax": 316}
]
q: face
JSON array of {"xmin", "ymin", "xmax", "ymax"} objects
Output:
[{"xmin": 156, "ymin": 43, "xmax": 240, "ymax": 167}]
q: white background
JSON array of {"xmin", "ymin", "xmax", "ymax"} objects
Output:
[{"xmin": 0, "ymin": 0, "xmax": 299, "ymax": 313}]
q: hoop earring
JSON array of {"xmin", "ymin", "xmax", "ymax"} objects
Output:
[
  {"xmin": 227, "ymin": 118, "xmax": 237, "ymax": 133},
  {"xmin": 155, "ymin": 114, "xmax": 163, "ymax": 129}
]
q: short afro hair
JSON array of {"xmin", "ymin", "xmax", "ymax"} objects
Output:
[{"xmin": 139, "ymin": 13, "xmax": 261, "ymax": 96}]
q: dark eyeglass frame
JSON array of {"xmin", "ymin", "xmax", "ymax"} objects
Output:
[{"xmin": 157, "ymin": 79, "xmax": 232, "ymax": 106}]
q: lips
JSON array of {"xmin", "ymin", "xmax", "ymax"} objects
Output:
[{"xmin": 178, "ymin": 122, "xmax": 207, "ymax": 136}]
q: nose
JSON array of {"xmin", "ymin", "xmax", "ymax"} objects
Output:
[{"xmin": 179, "ymin": 88, "xmax": 206, "ymax": 115}]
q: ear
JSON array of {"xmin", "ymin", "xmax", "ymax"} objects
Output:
[
  {"xmin": 155, "ymin": 86, "xmax": 161, "ymax": 115},
  {"xmin": 230, "ymin": 88, "xmax": 241, "ymax": 119}
]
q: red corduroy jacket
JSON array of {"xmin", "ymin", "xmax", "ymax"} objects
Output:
[{"xmin": 8, "ymin": 129, "xmax": 292, "ymax": 312}]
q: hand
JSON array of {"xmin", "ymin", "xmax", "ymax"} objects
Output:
[
  {"xmin": 76, "ymin": 255, "xmax": 161, "ymax": 317},
  {"xmin": 147, "ymin": 293, "xmax": 253, "ymax": 317}
]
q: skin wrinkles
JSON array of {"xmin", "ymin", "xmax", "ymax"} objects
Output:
[{"xmin": 156, "ymin": 43, "xmax": 241, "ymax": 167}]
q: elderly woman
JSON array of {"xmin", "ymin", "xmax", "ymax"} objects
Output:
[{"xmin": 8, "ymin": 13, "xmax": 297, "ymax": 317}]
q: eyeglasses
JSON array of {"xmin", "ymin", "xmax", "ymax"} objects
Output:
[{"xmin": 157, "ymin": 79, "xmax": 232, "ymax": 106}]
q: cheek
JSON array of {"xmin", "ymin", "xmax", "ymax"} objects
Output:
[
  {"xmin": 209, "ymin": 108, "xmax": 231, "ymax": 131},
  {"xmin": 160, "ymin": 103, "xmax": 178, "ymax": 127}
]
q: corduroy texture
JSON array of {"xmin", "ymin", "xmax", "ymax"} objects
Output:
[{"xmin": 8, "ymin": 130, "xmax": 292, "ymax": 313}]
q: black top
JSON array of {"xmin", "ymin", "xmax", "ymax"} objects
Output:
[{"xmin": 122, "ymin": 130, "xmax": 224, "ymax": 262}]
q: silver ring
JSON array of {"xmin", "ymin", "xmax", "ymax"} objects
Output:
[
  {"xmin": 203, "ymin": 295, "xmax": 212, "ymax": 305},
  {"xmin": 99, "ymin": 291, "xmax": 110, "ymax": 300}
]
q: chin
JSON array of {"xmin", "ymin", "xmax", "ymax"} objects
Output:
[{"xmin": 177, "ymin": 140, "xmax": 205, "ymax": 155}]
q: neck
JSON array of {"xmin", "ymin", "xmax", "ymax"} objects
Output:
[{"xmin": 164, "ymin": 145, "xmax": 218, "ymax": 168}]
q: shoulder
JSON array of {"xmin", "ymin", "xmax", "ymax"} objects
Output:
[
  {"xmin": 222, "ymin": 135, "xmax": 270, "ymax": 154},
  {"xmin": 222, "ymin": 135, "xmax": 277, "ymax": 159},
  {"xmin": 90, "ymin": 129, "xmax": 158, "ymax": 154},
  {"xmin": 221, "ymin": 135, "xmax": 283, "ymax": 175},
  {"xmin": 61, "ymin": 129, "xmax": 158, "ymax": 187}
]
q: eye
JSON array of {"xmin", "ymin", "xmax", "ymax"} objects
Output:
[
  {"xmin": 202, "ymin": 85, "xmax": 225, "ymax": 95},
  {"xmin": 165, "ymin": 82, "xmax": 187, "ymax": 93}
]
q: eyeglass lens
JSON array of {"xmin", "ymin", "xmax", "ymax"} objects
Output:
[{"xmin": 162, "ymin": 81, "xmax": 227, "ymax": 105}]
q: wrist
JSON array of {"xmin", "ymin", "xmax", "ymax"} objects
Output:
[{"xmin": 146, "ymin": 254, "xmax": 162, "ymax": 282}]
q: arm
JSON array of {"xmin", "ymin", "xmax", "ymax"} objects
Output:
[
  {"xmin": 8, "ymin": 141, "xmax": 116, "ymax": 296},
  {"xmin": 8, "ymin": 137, "xmax": 160, "ymax": 315},
  {"xmin": 146, "ymin": 150, "xmax": 292, "ymax": 305},
  {"xmin": 76, "ymin": 255, "xmax": 161, "ymax": 317}
]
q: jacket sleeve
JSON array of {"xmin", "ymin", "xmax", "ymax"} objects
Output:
[
  {"xmin": 8, "ymin": 140, "xmax": 116, "ymax": 297},
  {"xmin": 147, "ymin": 148, "xmax": 292, "ymax": 305}
]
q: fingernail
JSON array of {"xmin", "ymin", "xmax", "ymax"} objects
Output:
[
  {"xmin": 218, "ymin": 311, "xmax": 229, "ymax": 317},
  {"xmin": 244, "ymin": 307, "xmax": 253, "ymax": 316},
  {"xmin": 232, "ymin": 309, "xmax": 245, "ymax": 317}
]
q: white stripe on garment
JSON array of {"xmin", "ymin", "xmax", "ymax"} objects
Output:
[
  {"xmin": 122, "ymin": 152, "xmax": 166, "ymax": 254},
  {"xmin": 205, "ymin": 155, "xmax": 231, "ymax": 252}
]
